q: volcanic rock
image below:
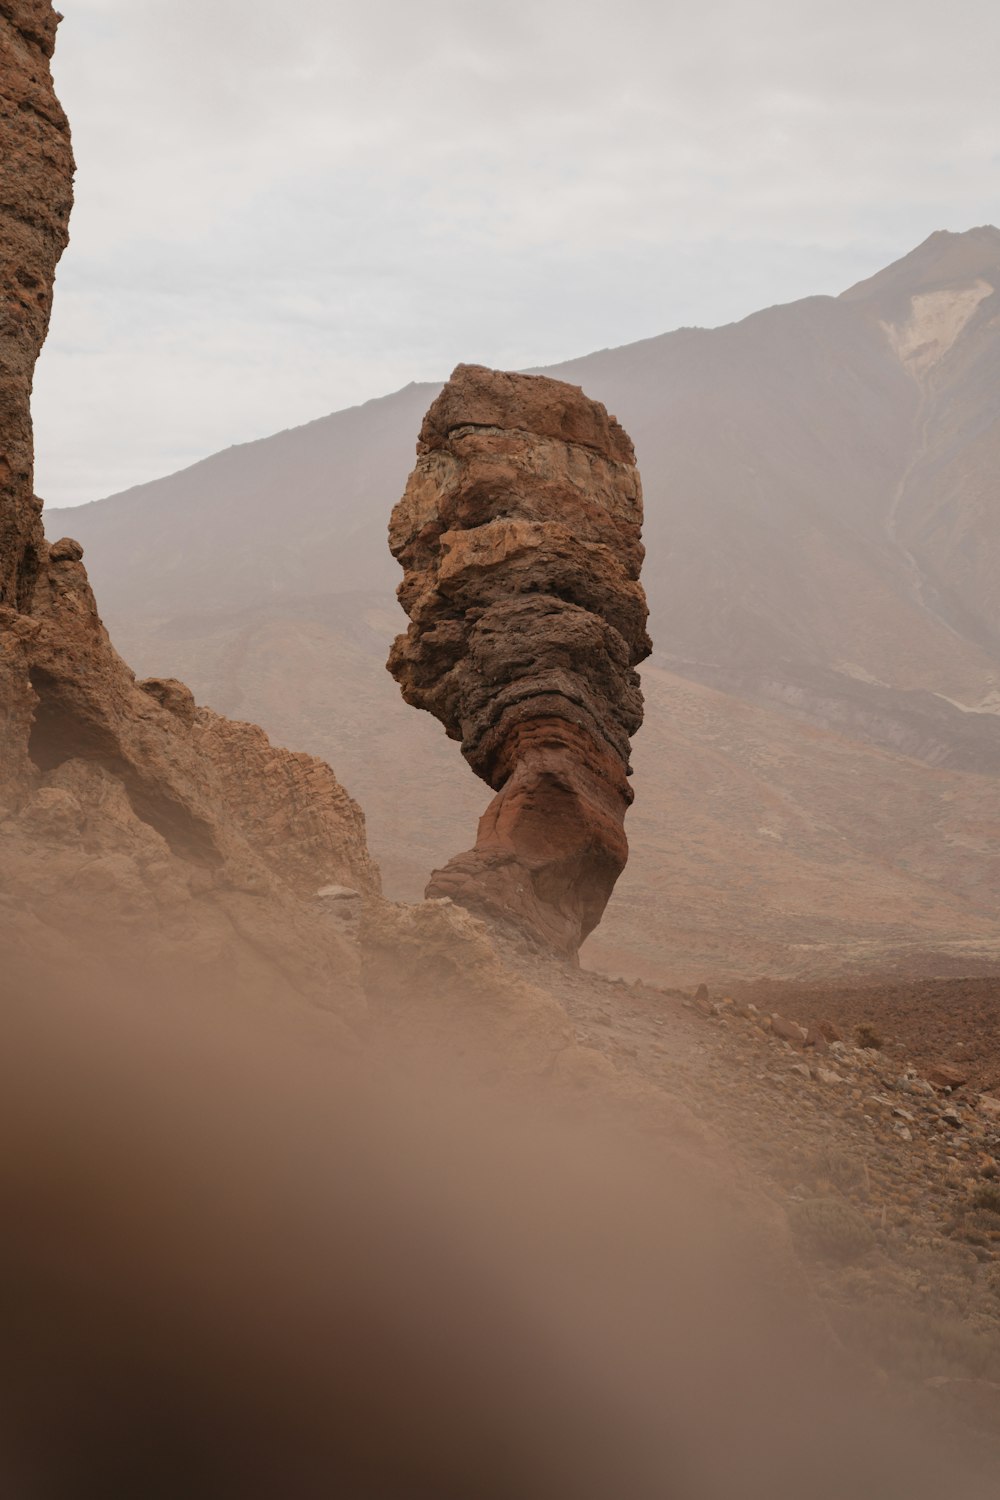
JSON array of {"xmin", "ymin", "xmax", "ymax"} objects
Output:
[
  {"xmin": 0, "ymin": 1, "xmax": 72, "ymax": 612},
  {"xmin": 0, "ymin": 4, "xmax": 378, "ymax": 1006},
  {"xmin": 926, "ymin": 1063, "xmax": 969, "ymax": 1091},
  {"xmin": 771, "ymin": 1015, "xmax": 808, "ymax": 1045},
  {"xmin": 387, "ymin": 364, "xmax": 650, "ymax": 956},
  {"xmin": 803, "ymin": 1024, "xmax": 830, "ymax": 1052}
]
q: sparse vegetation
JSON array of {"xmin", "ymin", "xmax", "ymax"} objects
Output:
[
  {"xmin": 854, "ymin": 1022, "xmax": 884, "ymax": 1051},
  {"xmin": 809, "ymin": 1145, "xmax": 869, "ymax": 1199},
  {"xmin": 834, "ymin": 1297, "xmax": 1000, "ymax": 1383},
  {"xmin": 943, "ymin": 1186, "xmax": 1000, "ymax": 1250},
  {"xmin": 788, "ymin": 1197, "xmax": 875, "ymax": 1264},
  {"xmin": 972, "ymin": 1184, "xmax": 1000, "ymax": 1217}
]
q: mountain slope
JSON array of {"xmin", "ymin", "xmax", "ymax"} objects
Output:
[{"xmin": 48, "ymin": 229, "xmax": 1000, "ymax": 981}]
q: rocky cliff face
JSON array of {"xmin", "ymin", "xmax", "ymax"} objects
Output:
[
  {"xmin": 388, "ymin": 365, "xmax": 649, "ymax": 955},
  {"xmin": 0, "ymin": 3, "xmax": 378, "ymax": 1004},
  {"xmin": 0, "ymin": 0, "xmax": 72, "ymax": 610}
]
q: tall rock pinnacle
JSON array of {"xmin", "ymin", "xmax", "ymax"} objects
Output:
[{"xmin": 388, "ymin": 364, "xmax": 650, "ymax": 955}]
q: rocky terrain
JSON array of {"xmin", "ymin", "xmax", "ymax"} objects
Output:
[
  {"xmin": 49, "ymin": 228, "xmax": 1000, "ymax": 980},
  {"xmin": 388, "ymin": 364, "xmax": 649, "ymax": 953},
  {"xmin": 737, "ymin": 976, "xmax": 1000, "ymax": 1096},
  {"xmin": 541, "ymin": 952, "xmax": 1000, "ymax": 1447},
  {"xmin": 362, "ymin": 898, "xmax": 1000, "ymax": 1460},
  {"xmin": 0, "ymin": 1, "xmax": 377, "ymax": 1008},
  {"xmin": 3, "ymin": 2, "xmax": 1000, "ymax": 1488}
]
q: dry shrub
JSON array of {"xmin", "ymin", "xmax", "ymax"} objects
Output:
[
  {"xmin": 972, "ymin": 1185, "xmax": 1000, "ymax": 1217},
  {"xmin": 809, "ymin": 1145, "xmax": 869, "ymax": 1199},
  {"xmin": 834, "ymin": 1297, "xmax": 1000, "ymax": 1384},
  {"xmin": 946, "ymin": 1187, "xmax": 1000, "ymax": 1249},
  {"xmin": 855, "ymin": 1022, "xmax": 884, "ymax": 1051},
  {"xmin": 788, "ymin": 1197, "xmax": 875, "ymax": 1264}
]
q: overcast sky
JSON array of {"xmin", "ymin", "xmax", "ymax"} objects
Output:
[{"xmin": 36, "ymin": 0, "xmax": 1000, "ymax": 507}]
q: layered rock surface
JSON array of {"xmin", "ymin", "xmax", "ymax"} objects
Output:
[
  {"xmin": 0, "ymin": 0, "xmax": 72, "ymax": 610},
  {"xmin": 388, "ymin": 364, "xmax": 650, "ymax": 955},
  {"xmin": 0, "ymin": 3, "xmax": 378, "ymax": 1005}
]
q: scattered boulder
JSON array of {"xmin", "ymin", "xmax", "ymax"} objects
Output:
[
  {"xmin": 771, "ymin": 1015, "xmax": 808, "ymax": 1045},
  {"xmin": 139, "ymin": 677, "xmax": 197, "ymax": 727},
  {"xmin": 47, "ymin": 536, "xmax": 83, "ymax": 564},
  {"xmin": 927, "ymin": 1063, "xmax": 969, "ymax": 1092}
]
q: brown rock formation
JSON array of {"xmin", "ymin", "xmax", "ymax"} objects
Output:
[
  {"xmin": 0, "ymin": 3, "xmax": 378, "ymax": 1005},
  {"xmin": 0, "ymin": 1, "xmax": 72, "ymax": 610},
  {"xmin": 388, "ymin": 364, "xmax": 650, "ymax": 955}
]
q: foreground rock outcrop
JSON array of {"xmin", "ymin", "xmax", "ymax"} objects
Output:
[
  {"xmin": 0, "ymin": 1, "xmax": 72, "ymax": 610},
  {"xmin": 388, "ymin": 364, "xmax": 650, "ymax": 955},
  {"xmin": 0, "ymin": 3, "xmax": 378, "ymax": 1004}
]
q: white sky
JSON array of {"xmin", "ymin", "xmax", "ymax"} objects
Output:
[{"xmin": 35, "ymin": 0, "xmax": 1000, "ymax": 506}]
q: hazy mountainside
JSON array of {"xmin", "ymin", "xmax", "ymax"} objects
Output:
[
  {"xmin": 49, "ymin": 228, "xmax": 1000, "ymax": 982},
  {"xmin": 551, "ymin": 225, "xmax": 1000, "ymax": 764}
]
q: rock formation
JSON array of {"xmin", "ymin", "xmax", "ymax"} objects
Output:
[
  {"xmin": 0, "ymin": 1, "xmax": 72, "ymax": 612},
  {"xmin": 387, "ymin": 364, "xmax": 650, "ymax": 956},
  {"xmin": 0, "ymin": 3, "xmax": 378, "ymax": 1005}
]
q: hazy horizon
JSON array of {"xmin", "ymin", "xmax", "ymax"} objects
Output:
[{"xmin": 36, "ymin": 0, "xmax": 1000, "ymax": 508}]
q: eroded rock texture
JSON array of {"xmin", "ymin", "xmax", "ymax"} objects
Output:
[
  {"xmin": 0, "ymin": 4, "xmax": 378, "ymax": 1006},
  {"xmin": 388, "ymin": 364, "xmax": 650, "ymax": 955},
  {"xmin": 0, "ymin": 0, "xmax": 72, "ymax": 610}
]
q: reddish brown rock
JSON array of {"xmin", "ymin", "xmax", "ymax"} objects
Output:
[
  {"xmin": 0, "ymin": 2, "xmax": 72, "ymax": 611},
  {"xmin": 387, "ymin": 364, "xmax": 650, "ymax": 955},
  {"xmin": 926, "ymin": 1062, "xmax": 968, "ymax": 1091},
  {"xmin": 2, "ymin": 530, "xmax": 381, "ymax": 1004},
  {"xmin": 0, "ymin": 5, "xmax": 379, "ymax": 1007},
  {"xmin": 770, "ymin": 1015, "xmax": 808, "ymax": 1045},
  {"xmin": 193, "ymin": 709, "xmax": 379, "ymax": 899}
]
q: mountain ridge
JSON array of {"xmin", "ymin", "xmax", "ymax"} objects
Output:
[
  {"xmin": 47, "ymin": 227, "xmax": 1000, "ymax": 980},
  {"xmin": 57, "ymin": 225, "xmax": 1000, "ymax": 524}
]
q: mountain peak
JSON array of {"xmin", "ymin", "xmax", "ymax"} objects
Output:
[{"xmin": 839, "ymin": 225, "xmax": 1000, "ymax": 307}]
